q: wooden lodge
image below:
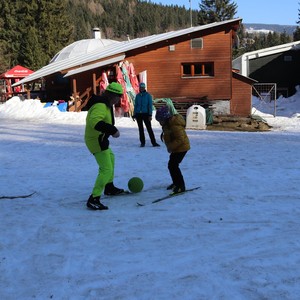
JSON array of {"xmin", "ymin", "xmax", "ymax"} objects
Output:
[{"xmin": 13, "ymin": 19, "xmax": 255, "ymax": 117}]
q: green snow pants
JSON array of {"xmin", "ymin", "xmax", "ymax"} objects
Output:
[{"xmin": 92, "ymin": 148, "xmax": 115, "ymax": 197}]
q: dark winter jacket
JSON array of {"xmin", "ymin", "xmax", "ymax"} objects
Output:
[
  {"xmin": 162, "ymin": 114, "xmax": 190, "ymax": 153},
  {"xmin": 84, "ymin": 94, "xmax": 118, "ymax": 154}
]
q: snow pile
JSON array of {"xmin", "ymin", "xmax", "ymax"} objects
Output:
[
  {"xmin": 2, "ymin": 87, "xmax": 300, "ymax": 131},
  {"xmin": 0, "ymin": 96, "xmax": 163, "ymax": 128},
  {"xmin": 251, "ymin": 85, "xmax": 300, "ymax": 131},
  {"xmin": 0, "ymin": 97, "xmax": 87, "ymax": 124}
]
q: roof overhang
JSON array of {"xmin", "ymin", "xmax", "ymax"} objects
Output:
[
  {"xmin": 63, "ymin": 55, "xmax": 125, "ymax": 77},
  {"xmin": 246, "ymin": 41, "xmax": 300, "ymax": 60},
  {"xmin": 232, "ymin": 71, "xmax": 257, "ymax": 84}
]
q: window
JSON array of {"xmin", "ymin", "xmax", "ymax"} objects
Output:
[
  {"xmin": 181, "ymin": 62, "xmax": 214, "ymax": 77},
  {"xmin": 169, "ymin": 45, "xmax": 175, "ymax": 51},
  {"xmin": 284, "ymin": 55, "xmax": 292, "ymax": 62},
  {"xmin": 191, "ymin": 38, "xmax": 203, "ymax": 49}
]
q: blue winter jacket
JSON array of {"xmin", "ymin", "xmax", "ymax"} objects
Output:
[{"xmin": 133, "ymin": 91, "xmax": 153, "ymax": 116}]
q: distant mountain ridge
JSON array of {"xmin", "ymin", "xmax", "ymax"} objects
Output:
[{"xmin": 244, "ymin": 23, "xmax": 297, "ymax": 35}]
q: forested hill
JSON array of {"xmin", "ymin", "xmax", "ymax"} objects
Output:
[
  {"xmin": 67, "ymin": 0, "xmax": 198, "ymax": 40},
  {"xmin": 0, "ymin": 0, "xmax": 297, "ymax": 73},
  {"xmin": 244, "ymin": 23, "xmax": 297, "ymax": 36},
  {"xmin": 0, "ymin": 0, "xmax": 198, "ymax": 72}
]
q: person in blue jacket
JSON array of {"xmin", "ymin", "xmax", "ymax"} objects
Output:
[
  {"xmin": 85, "ymin": 82, "xmax": 125, "ymax": 210},
  {"xmin": 133, "ymin": 82, "xmax": 160, "ymax": 147}
]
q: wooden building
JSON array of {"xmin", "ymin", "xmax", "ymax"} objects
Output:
[{"xmin": 14, "ymin": 19, "xmax": 254, "ymax": 117}]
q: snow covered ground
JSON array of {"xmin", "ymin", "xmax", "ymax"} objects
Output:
[{"xmin": 1, "ymin": 91, "xmax": 300, "ymax": 299}]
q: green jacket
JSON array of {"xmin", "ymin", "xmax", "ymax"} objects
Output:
[
  {"xmin": 84, "ymin": 95, "xmax": 118, "ymax": 154},
  {"xmin": 162, "ymin": 114, "xmax": 190, "ymax": 153}
]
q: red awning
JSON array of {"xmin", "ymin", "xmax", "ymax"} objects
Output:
[{"xmin": 0, "ymin": 65, "xmax": 34, "ymax": 79}]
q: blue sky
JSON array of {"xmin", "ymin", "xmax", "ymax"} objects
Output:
[{"xmin": 150, "ymin": 0, "xmax": 299, "ymax": 25}]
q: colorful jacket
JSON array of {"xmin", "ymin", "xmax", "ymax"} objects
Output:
[
  {"xmin": 133, "ymin": 91, "xmax": 153, "ymax": 116},
  {"xmin": 162, "ymin": 114, "xmax": 190, "ymax": 153},
  {"xmin": 84, "ymin": 94, "xmax": 118, "ymax": 154}
]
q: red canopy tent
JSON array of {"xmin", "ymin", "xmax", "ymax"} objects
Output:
[
  {"xmin": 0, "ymin": 65, "xmax": 34, "ymax": 79},
  {"xmin": 0, "ymin": 65, "xmax": 34, "ymax": 101}
]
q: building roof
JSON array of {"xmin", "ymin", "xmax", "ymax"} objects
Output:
[
  {"xmin": 13, "ymin": 18, "xmax": 242, "ymax": 87},
  {"xmin": 232, "ymin": 41, "xmax": 300, "ymax": 76},
  {"xmin": 63, "ymin": 55, "xmax": 125, "ymax": 77},
  {"xmin": 50, "ymin": 38, "xmax": 121, "ymax": 63}
]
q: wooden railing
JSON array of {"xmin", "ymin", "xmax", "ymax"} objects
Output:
[{"xmin": 69, "ymin": 87, "xmax": 92, "ymax": 112}]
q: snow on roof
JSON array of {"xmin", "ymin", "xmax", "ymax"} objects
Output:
[
  {"xmin": 49, "ymin": 38, "xmax": 120, "ymax": 63},
  {"xmin": 13, "ymin": 18, "xmax": 242, "ymax": 87}
]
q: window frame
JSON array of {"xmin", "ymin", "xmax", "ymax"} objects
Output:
[
  {"xmin": 190, "ymin": 38, "xmax": 203, "ymax": 49},
  {"xmin": 181, "ymin": 62, "xmax": 214, "ymax": 78}
]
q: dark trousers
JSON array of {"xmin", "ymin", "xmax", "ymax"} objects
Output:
[
  {"xmin": 168, "ymin": 151, "xmax": 187, "ymax": 188},
  {"xmin": 136, "ymin": 113, "xmax": 157, "ymax": 145}
]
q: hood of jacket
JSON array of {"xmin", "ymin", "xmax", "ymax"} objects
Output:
[{"xmin": 85, "ymin": 94, "xmax": 110, "ymax": 111}]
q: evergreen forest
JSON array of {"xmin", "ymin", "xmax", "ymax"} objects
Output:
[{"xmin": 0, "ymin": 0, "xmax": 299, "ymax": 73}]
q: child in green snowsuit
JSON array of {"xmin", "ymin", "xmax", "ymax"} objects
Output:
[{"xmin": 85, "ymin": 82, "xmax": 124, "ymax": 210}]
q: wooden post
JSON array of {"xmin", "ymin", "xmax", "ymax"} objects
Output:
[
  {"xmin": 93, "ymin": 73, "xmax": 97, "ymax": 95},
  {"xmin": 73, "ymin": 79, "xmax": 78, "ymax": 111}
]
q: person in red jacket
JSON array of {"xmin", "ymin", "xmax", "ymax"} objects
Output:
[
  {"xmin": 155, "ymin": 105, "xmax": 190, "ymax": 195},
  {"xmin": 85, "ymin": 82, "xmax": 125, "ymax": 210}
]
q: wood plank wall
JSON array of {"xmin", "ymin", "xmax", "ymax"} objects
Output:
[{"xmin": 127, "ymin": 30, "xmax": 233, "ymax": 101}]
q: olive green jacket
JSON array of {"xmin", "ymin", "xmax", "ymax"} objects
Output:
[{"xmin": 162, "ymin": 114, "xmax": 190, "ymax": 153}]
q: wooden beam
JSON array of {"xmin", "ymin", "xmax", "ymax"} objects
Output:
[
  {"xmin": 93, "ymin": 73, "xmax": 97, "ymax": 94},
  {"xmin": 72, "ymin": 79, "xmax": 78, "ymax": 111}
]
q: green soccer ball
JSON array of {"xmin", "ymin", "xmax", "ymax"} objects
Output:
[{"xmin": 128, "ymin": 177, "xmax": 144, "ymax": 193}]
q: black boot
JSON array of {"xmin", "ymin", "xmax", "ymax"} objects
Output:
[
  {"xmin": 167, "ymin": 183, "xmax": 175, "ymax": 190},
  {"xmin": 104, "ymin": 182, "xmax": 124, "ymax": 196},
  {"xmin": 86, "ymin": 195, "xmax": 108, "ymax": 210},
  {"xmin": 170, "ymin": 185, "xmax": 186, "ymax": 195}
]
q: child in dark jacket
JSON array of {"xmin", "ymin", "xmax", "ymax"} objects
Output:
[{"xmin": 155, "ymin": 105, "xmax": 190, "ymax": 195}]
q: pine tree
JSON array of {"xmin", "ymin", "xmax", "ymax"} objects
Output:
[
  {"xmin": 267, "ymin": 31, "xmax": 280, "ymax": 47},
  {"xmin": 35, "ymin": 0, "xmax": 73, "ymax": 65},
  {"xmin": 293, "ymin": 2, "xmax": 300, "ymax": 41},
  {"xmin": 0, "ymin": 0, "xmax": 74, "ymax": 70},
  {"xmin": 198, "ymin": 0, "xmax": 238, "ymax": 25},
  {"xmin": 16, "ymin": 0, "xmax": 43, "ymax": 70},
  {"xmin": 0, "ymin": 1, "xmax": 20, "ymax": 68},
  {"xmin": 19, "ymin": 26, "xmax": 45, "ymax": 70},
  {"xmin": 280, "ymin": 31, "xmax": 292, "ymax": 44}
]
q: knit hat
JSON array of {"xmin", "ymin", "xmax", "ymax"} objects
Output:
[
  {"xmin": 155, "ymin": 105, "xmax": 171, "ymax": 122},
  {"xmin": 106, "ymin": 82, "xmax": 124, "ymax": 95},
  {"xmin": 139, "ymin": 82, "xmax": 146, "ymax": 89}
]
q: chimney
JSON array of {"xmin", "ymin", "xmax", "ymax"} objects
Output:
[{"xmin": 92, "ymin": 27, "xmax": 101, "ymax": 39}]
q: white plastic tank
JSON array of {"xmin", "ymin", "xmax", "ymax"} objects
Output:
[{"xmin": 185, "ymin": 105, "xmax": 206, "ymax": 130}]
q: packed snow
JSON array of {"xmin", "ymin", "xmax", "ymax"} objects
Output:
[{"xmin": 1, "ymin": 90, "xmax": 300, "ymax": 299}]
